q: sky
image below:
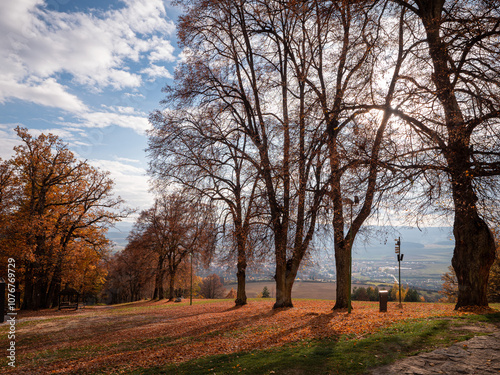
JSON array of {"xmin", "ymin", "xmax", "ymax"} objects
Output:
[{"xmin": 0, "ymin": 0, "xmax": 182, "ymax": 224}]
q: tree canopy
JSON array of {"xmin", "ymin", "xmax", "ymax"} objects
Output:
[{"xmin": 0, "ymin": 127, "xmax": 129, "ymax": 310}]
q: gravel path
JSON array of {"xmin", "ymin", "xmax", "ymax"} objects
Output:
[{"xmin": 368, "ymin": 331, "xmax": 500, "ymax": 374}]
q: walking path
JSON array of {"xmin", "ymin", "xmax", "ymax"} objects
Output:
[{"xmin": 369, "ymin": 330, "xmax": 500, "ymax": 374}]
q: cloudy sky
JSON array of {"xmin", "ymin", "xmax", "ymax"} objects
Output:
[{"xmin": 0, "ymin": 0, "xmax": 182, "ymax": 220}]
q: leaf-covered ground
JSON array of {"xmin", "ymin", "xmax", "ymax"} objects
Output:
[{"xmin": 1, "ymin": 299, "xmax": 480, "ymax": 374}]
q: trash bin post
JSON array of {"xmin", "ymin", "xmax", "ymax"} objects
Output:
[{"xmin": 379, "ymin": 290, "xmax": 388, "ymax": 312}]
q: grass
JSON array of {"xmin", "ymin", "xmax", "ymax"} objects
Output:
[
  {"xmin": 132, "ymin": 312, "xmax": 500, "ymax": 375},
  {"xmin": 2, "ymin": 300, "xmax": 499, "ymax": 374}
]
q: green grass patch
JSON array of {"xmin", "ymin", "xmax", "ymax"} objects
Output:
[{"xmin": 129, "ymin": 313, "xmax": 500, "ymax": 375}]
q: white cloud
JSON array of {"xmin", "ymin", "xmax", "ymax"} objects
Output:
[
  {"xmin": 0, "ymin": 0, "xmax": 176, "ymax": 110},
  {"xmin": 88, "ymin": 158, "xmax": 153, "ymax": 210},
  {"xmin": 148, "ymin": 38, "xmax": 176, "ymax": 62},
  {"xmin": 0, "ymin": 78, "xmax": 87, "ymax": 113},
  {"xmin": 114, "ymin": 156, "xmax": 140, "ymax": 164},
  {"xmin": 78, "ymin": 111, "xmax": 150, "ymax": 134},
  {"xmin": 0, "ymin": 125, "xmax": 22, "ymax": 160},
  {"xmin": 140, "ymin": 64, "xmax": 173, "ymax": 81},
  {"xmin": 101, "ymin": 105, "xmax": 144, "ymax": 115}
]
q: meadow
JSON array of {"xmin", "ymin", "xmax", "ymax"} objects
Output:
[{"xmin": 2, "ymin": 298, "xmax": 499, "ymax": 374}]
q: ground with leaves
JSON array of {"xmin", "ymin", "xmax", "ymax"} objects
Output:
[{"xmin": 1, "ymin": 299, "xmax": 497, "ymax": 374}]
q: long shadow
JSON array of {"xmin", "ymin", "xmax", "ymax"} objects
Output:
[{"xmin": 170, "ymin": 304, "xmax": 342, "ymax": 352}]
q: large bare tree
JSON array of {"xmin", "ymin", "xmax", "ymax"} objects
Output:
[
  {"xmin": 157, "ymin": 0, "xmax": 331, "ymax": 308},
  {"xmin": 149, "ymin": 107, "xmax": 266, "ymax": 306},
  {"xmin": 388, "ymin": 0, "xmax": 500, "ymax": 308}
]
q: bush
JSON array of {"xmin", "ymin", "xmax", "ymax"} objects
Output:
[
  {"xmin": 352, "ymin": 286, "xmax": 379, "ymax": 301},
  {"xmin": 261, "ymin": 286, "xmax": 270, "ymax": 298}
]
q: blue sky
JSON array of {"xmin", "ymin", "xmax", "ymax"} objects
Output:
[{"xmin": 0, "ymin": 0, "xmax": 182, "ymax": 220}]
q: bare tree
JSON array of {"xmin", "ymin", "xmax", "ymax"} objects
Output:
[
  {"xmin": 149, "ymin": 107, "xmax": 266, "ymax": 306},
  {"xmin": 163, "ymin": 0, "xmax": 332, "ymax": 308},
  {"xmin": 104, "ymin": 233, "xmax": 155, "ymax": 303},
  {"xmin": 388, "ymin": 0, "xmax": 500, "ymax": 308},
  {"xmin": 281, "ymin": 0, "xmax": 410, "ymax": 310},
  {"xmin": 137, "ymin": 193, "xmax": 217, "ymax": 301}
]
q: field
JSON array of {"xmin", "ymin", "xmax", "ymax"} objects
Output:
[
  {"xmin": 225, "ymin": 280, "xmax": 429, "ymax": 300},
  {"xmin": 225, "ymin": 281, "xmax": 338, "ymax": 300},
  {"xmin": 2, "ymin": 299, "xmax": 499, "ymax": 374}
]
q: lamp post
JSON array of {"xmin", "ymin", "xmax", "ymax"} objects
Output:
[
  {"xmin": 344, "ymin": 196, "xmax": 359, "ymax": 314},
  {"xmin": 395, "ymin": 237, "xmax": 403, "ymax": 308}
]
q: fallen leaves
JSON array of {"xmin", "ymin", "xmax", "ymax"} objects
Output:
[{"xmin": 3, "ymin": 299, "xmax": 475, "ymax": 374}]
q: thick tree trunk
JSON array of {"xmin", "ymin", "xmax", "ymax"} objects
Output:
[
  {"xmin": 235, "ymin": 243, "xmax": 247, "ymax": 306},
  {"xmin": 333, "ymin": 241, "xmax": 350, "ymax": 310},
  {"xmin": 452, "ymin": 219, "xmax": 495, "ymax": 308},
  {"xmin": 274, "ymin": 237, "xmax": 293, "ymax": 308},
  {"xmin": 415, "ymin": 2, "xmax": 497, "ymax": 309},
  {"xmin": 274, "ymin": 273, "xmax": 294, "ymax": 308},
  {"xmin": 274, "ymin": 263, "xmax": 291, "ymax": 308},
  {"xmin": 451, "ymin": 177, "xmax": 496, "ymax": 309}
]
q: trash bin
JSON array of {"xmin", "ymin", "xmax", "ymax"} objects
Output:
[{"xmin": 379, "ymin": 290, "xmax": 388, "ymax": 312}]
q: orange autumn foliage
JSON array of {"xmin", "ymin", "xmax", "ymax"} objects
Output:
[{"xmin": 0, "ymin": 127, "xmax": 129, "ymax": 310}]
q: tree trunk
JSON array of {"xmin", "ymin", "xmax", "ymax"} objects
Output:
[
  {"xmin": 153, "ymin": 255, "xmax": 165, "ymax": 300},
  {"xmin": 235, "ymin": 240, "xmax": 247, "ymax": 306},
  {"xmin": 274, "ymin": 237, "xmax": 293, "ymax": 308},
  {"xmin": 22, "ymin": 265, "xmax": 34, "ymax": 310},
  {"xmin": 451, "ymin": 176, "xmax": 496, "ymax": 308},
  {"xmin": 168, "ymin": 271, "xmax": 176, "ymax": 301},
  {"xmin": 274, "ymin": 271, "xmax": 294, "ymax": 308},
  {"xmin": 46, "ymin": 258, "xmax": 63, "ymax": 308},
  {"xmin": 333, "ymin": 240, "xmax": 350, "ymax": 310}
]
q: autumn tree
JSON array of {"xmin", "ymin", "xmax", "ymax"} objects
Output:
[
  {"xmin": 199, "ymin": 274, "xmax": 226, "ymax": 299},
  {"xmin": 103, "ymin": 230, "xmax": 156, "ymax": 304},
  {"xmin": 0, "ymin": 128, "xmax": 128, "ymax": 310},
  {"xmin": 387, "ymin": 0, "xmax": 500, "ymax": 308},
  {"xmin": 136, "ymin": 193, "xmax": 217, "ymax": 301},
  {"xmin": 439, "ymin": 265, "xmax": 458, "ymax": 303}
]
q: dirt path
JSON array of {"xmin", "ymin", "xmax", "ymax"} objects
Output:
[{"xmin": 368, "ymin": 330, "xmax": 500, "ymax": 374}]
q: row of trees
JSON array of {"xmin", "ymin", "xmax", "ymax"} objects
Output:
[
  {"xmin": 148, "ymin": 0, "xmax": 500, "ymax": 310},
  {"xmin": 352, "ymin": 285, "xmax": 422, "ymax": 302},
  {"xmin": 0, "ymin": 128, "xmax": 129, "ymax": 310},
  {"xmin": 103, "ymin": 192, "xmax": 217, "ymax": 303}
]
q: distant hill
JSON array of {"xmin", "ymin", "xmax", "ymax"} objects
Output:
[
  {"xmin": 312, "ymin": 226, "xmax": 454, "ymax": 263},
  {"xmin": 106, "ymin": 222, "xmax": 134, "ymax": 251},
  {"xmin": 106, "ymin": 224, "xmax": 455, "ymax": 265}
]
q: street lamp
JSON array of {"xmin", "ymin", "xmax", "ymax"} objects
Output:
[
  {"xmin": 395, "ymin": 237, "xmax": 403, "ymax": 308},
  {"xmin": 344, "ymin": 196, "xmax": 359, "ymax": 314}
]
